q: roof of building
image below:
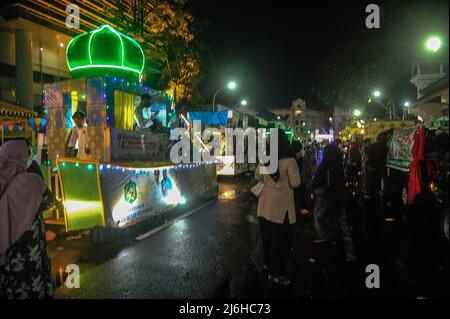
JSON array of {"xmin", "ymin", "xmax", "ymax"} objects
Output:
[
  {"xmin": 417, "ymin": 74, "xmax": 449, "ymax": 104},
  {"xmin": 0, "ymin": 100, "xmax": 37, "ymax": 119}
]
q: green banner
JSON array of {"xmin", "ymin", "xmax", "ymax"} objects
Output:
[{"xmin": 386, "ymin": 127, "xmax": 415, "ymax": 172}]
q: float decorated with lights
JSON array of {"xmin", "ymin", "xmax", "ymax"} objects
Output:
[{"xmin": 43, "ymin": 25, "xmax": 217, "ymax": 232}]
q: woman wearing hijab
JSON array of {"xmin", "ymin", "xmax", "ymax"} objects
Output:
[
  {"xmin": 0, "ymin": 140, "xmax": 55, "ymax": 299},
  {"xmin": 312, "ymin": 144, "xmax": 346, "ymax": 244},
  {"xmin": 255, "ymin": 129, "xmax": 301, "ymax": 286}
]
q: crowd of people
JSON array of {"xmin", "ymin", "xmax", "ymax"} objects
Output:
[{"xmin": 254, "ymin": 129, "xmax": 391, "ymax": 287}]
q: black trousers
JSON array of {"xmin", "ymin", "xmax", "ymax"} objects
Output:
[{"xmin": 259, "ymin": 213, "xmax": 294, "ymax": 276}]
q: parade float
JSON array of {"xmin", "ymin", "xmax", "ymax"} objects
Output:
[
  {"xmin": 363, "ymin": 120, "xmax": 415, "ymax": 143},
  {"xmin": 43, "ymin": 25, "xmax": 217, "ymax": 233},
  {"xmin": 186, "ymin": 110, "xmax": 258, "ymax": 176},
  {"xmin": 314, "ymin": 128, "xmax": 335, "ymax": 143}
]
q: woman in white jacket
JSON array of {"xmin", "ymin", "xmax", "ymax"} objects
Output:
[{"xmin": 255, "ymin": 129, "xmax": 300, "ymax": 286}]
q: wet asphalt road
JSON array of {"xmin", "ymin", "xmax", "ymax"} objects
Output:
[
  {"xmin": 55, "ymin": 175, "xmax": 263, "ymax": 298},
  {"xmin": 54, "ymin": 175, "xmax": 448, "ymax": 299}
]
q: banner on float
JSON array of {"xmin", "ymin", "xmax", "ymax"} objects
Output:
[
  {"xmin": 386, "ymin": 127, "xmax": 415, "ymax": 172},
  {"xmin": 110, "ymin": 128, "xmax": 169, "ymax": 161},
  {"xmin": 101, "ymin": 163, "xmax": 216, "ymax": 228}
]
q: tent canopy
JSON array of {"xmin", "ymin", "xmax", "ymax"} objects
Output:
[{"xmin": 0, "ymin": 100, "xmax": 37, "ymax": 119}]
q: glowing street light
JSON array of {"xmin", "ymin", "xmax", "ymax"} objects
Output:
[
  {"xmin": 370, "ymin": 90, "xmax": 396, "ymax": 120},
  {"xmin": 241, "ymin": 99, "xmax": 247, "ymax": 106},
  {"xmin": 227, "ymin": 81, "xmax": 237, "ymax": 90},
  {"xmin": 212, "ymin": 81, "xmax": 237, "ymax": 111},
  {"xmin": 403, "ymin": 101, "xmax": 411, "ymax": 120},
  {"xmin": 426, "ymin": 36, "xmax": 442, "ymax": 53},
  {"xmin": 329, "ymin": 116, "xmax": 333, "ymax": 122},
  {"xmin": 353, "ymin": 109, "xmax": 362, "ymax": 117}
]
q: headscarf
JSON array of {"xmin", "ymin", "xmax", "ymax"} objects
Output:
[
  {"xmin": 264, "ymin": 129, "xmax": 294, "ymax": 182},
  {"xmin": 291, "ymin": 140, "xmax": 303, "ymax": 154},
  {"xmin": 321, "ymin": 144, "xmax": 341, "ymax": 169},
  {"xmin": 313, "ymin": 144, "xmax": 345, "ymax": 191},
  {"xmin": 277, "ymin": 129, "xmax": 294, "ymax": 160},
  {"xmin": 0, "ymin": 140, "xmax": 48, "ymax": 265}
]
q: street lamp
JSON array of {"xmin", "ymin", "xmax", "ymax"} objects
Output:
[
  {"xmin": 403, "ymin": 101, "xmax": 411, "ymax": 120},
  {"xmin": 228, "ymin": 81, "xmax": 237, "ymax": 90},
  {"xmin": 329, "ymin": 116, "xmax": 332, "ymax": 122},
  {"xmin": 426, "ymin": 36, "xmax": 442, "ymax": 53},
  {"xmin": 241, "ymin": 99, "xmax": 247, "ymax": 106},
  {"xmin": 212, "ymin": 81, "xmax": 237, "ymax": 112},
  {"xmin": 353, "ymin": 109, "xmax": 362, "ymax": 117},
  {"xmin": 370, "ymin": 90, "xmax": 395, "ymax": 120}
]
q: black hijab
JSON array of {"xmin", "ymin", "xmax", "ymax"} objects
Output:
[
  {"xmin": 265, "ymin": 129, "xmax": 295, "ymax": 182},
  {"xmin": 277, "ymin": 129, "xmax": 294, "ymax": 160},
  {"xmin": 313, "ymin": 144, "xmax": 345, "ymax": 191}
]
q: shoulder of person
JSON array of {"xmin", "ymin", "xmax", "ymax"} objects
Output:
[
  {"xmin": 280, "ymin": 157, "xmax": 297, "ymax": 165},
  {"xmin": 279, "ymin": 157, "xmax": 299, "ymax": 170}
]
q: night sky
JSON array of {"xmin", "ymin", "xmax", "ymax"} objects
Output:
[
  {"xmin": 193, "ymin": 0, "xmax": 449, "ymax": 112},
  {"xmin": 193, "ymin": 0, "xmax": 371, "ymax": 109}
]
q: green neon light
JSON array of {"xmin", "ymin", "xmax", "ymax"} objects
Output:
[
  {"xmin": 120, "ymin": 32, "xmax": 145, "ymax": 74},
  {"xmin": 69, "ymin": 64, "xmax": 142, "ymax": 75},
  {"xmin": 88, "ymin": 25, "xmax": 124, "ymax": 67},
  {"xmin": 66, "ymin": 24, "xmax": 145, "ymax": 77}
]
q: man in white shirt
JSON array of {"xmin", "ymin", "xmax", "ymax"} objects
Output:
[{"xmin": 65, "ymin": 111, "xmax": 90, "ymax": 159}]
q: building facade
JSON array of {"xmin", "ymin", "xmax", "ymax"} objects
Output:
[
  {"xmin": 270, "ymin": 98, "xmax": 325, "ymax": 139},
  {"xmin": 409, "ymin": 55, "xmax": 448, "ymax": 123},
  {"xmin": 333, "ymin": 106, "xmax": 352, "ymax": 135},
  {"xmin": 0, "ymin": 1, "xmax": 162, "ymax": 112}
]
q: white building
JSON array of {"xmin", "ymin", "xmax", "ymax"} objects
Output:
[
  {"xmin": 270, "ymin": 98, "xmax": 325, "ymax": 138},
  {"xmin": 409, "ymin": 56, "xmax": 448, "ymax": 123}
]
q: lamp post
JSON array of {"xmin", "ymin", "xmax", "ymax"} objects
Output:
[
  {"xmin": 212, "ymin": 81, "xmax": 236, "ymax": 112},
  {"xmin": 370, "ymin": 90, "xmax": 395, "ymax": 120},
  {"xmin": 402, "ymin": 101, "xmax": 410, "ymax": 120}
]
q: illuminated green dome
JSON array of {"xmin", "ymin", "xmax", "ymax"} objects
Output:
[{"xmin": 66, "ymin": 25, "xmax": 145, "ymax": 79}]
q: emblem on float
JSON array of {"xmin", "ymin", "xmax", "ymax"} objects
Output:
[{"xmin": 124, "ymin": 181, "xmax": 138, "ymax": 204}]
